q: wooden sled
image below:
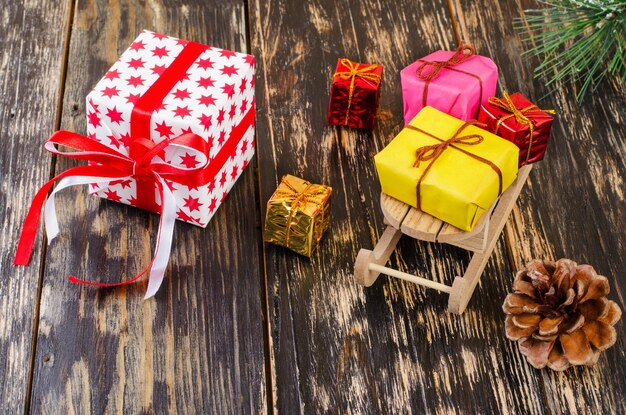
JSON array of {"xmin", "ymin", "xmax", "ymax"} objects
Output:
[{"xmin": 354, "ymin": 165, "xmax": 532, "ymax": 314}]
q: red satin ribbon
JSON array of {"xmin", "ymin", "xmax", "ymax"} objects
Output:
[
  {"xmin": 13, "ymin": 130, "xmax": 209, "ymax": 274},
  {"xmin": 14, "ymin": 38, "xmax": 256, "ymax": 290},
  {"xmin": 130, "ymin": 41, "xmax": 207, "ymax": 212}
]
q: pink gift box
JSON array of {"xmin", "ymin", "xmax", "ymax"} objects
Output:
[
  {"xmin": 86, "ymin": 30, "xmax": 256, "ymax": 227},
  {"xmin": 400, "ymin": 45, "xmax": 497, "ymax": 124}
]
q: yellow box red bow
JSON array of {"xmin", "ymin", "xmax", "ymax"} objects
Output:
[{"xmin": 374, "ymin": 106, "xmax": 519, "ymax": 231}]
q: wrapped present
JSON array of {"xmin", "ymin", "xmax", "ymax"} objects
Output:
[
  {"xmin": 400, "ymin": 42, "xmax": 497, "ymax": 124},
  {"xmin": 478, "ymin": 91, "xmax": 555, "ymax": 167},
  {"xmin": 86, "ymin": 30, "xmax": 255, "ymax": 225},
  {"xmin": 14, "ymin": 30, "xmax": 255, "ymax": 297},
  {"xmin": 264, "ymin": 175, "xmax": 332, "ymax": 256},
  {"xmin": 328, "ymin": 58, "xmax": 383, "ymax": 130},
  {"xmin": 374, "ymin": 106, "xmax": 519, "ymax": 231}
]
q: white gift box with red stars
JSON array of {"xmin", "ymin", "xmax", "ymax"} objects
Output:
[{"xmin": 85, "ymin": 30, "xmax": 255, "ymax": 227}]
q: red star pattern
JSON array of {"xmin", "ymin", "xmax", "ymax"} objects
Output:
[
  {"xmin": 183, "ymin": 195, "xmax": 202, "ymax": 212},
  {"xmin": 129, "ymin": 40, "xmax": 146, "ymax": 51},
  {"xmin": 230, "ymin": 165, "xmax": 239, "ymax": 180},
  {"xmin": 172, "ymin": 88, "xmax": 191, "ymax": 100},
  {"xmin": 187, "ymin": 182, "xmax": 200, "ymax": 191},
  {"xmin": 151, "ymin": 64, "xmax": 167, "ymax": 75},
  {"xmin": 180, "ymin": 152, "xmax": 200, "ymax": 168},
  {"xmin": 240, "ymin": 99, "xmax": 248, "ymax": 114},
  {"xmin": 217, "ymin": 109, "xmax": 225, "ymax": 125},
  {"xmin": 207, "ymin": 180, "xmax": 215, "ymax": 193},
  {"xmin": 221, "ymin": 83, "xmax": 236, "ymax": 99},
  {"xmin": 125, "ymin": 93, "xmax": 141, "ymax": 104},
  {"xmin": 104, "ymin": 69, "xmax": 122, "ymax": 80},
  {"xmin": 119, "ymin": 179, "xmax": 132, "ymax": 189},
  {"xmin": 109, "ymin": 179, "xmax": 132, "ymax": 189},
  {"xmin": 176, "ymin": 39, "xmax": 189, "ymax": 47},
  {"xmin": 104, "ymin": 189, "xmax": 122, "ymax": 202},
  {"xmin": 177, "ymin": 209, "xmax": 194, "ymax": 222},
  {"xmin": 155, "ymin": 121, "xmax": 173, "ymax": 138},
  {"xmin": 220, "ymin": 64, "xmax": 238, "ymax": 77},
  {"xmin": 198, "ymin": 113, "xmax": 213, "ymax": 131},
  {"xmin": 127, "ymin": 57, "xmax": 145, "ymax": 70},
  {"xmin": 220, "ymin": 49, "xmax": 237, "ymax": 59},
  {"xmin": 154, "ymin": 103, "xmax": 168, "ymax": 112},
  {"xmin": 164, "ymin": 179, "xmax": 177, "ymax": 191},
  {"xmin": 239, "ymin": 78, "xmax": 247, "ymax": 94},
  {"xmin": 197, "ymin": 76, "xmax": 215, "ymax": 88},
  {"xmin": 244, "ymin": 55, "xmax": 255, "ymax": 66},
  {"xmin": 126, "ymin": 75, "xmax": 145, "ymax": 87},
  {"xmin": 118, "ymin": 132, "xmax": 131, "ymax": 147},
  {"xmin": 88, "ymin": 110, "xmax": 101, "ymax": 128},
  {"xmin": 101, "ymin": 86, "xmax": 120, "ymax": 98},
  {"xmin": 240, "ymin": 139, "xmax": 249, "ymax": 154},
  {"xmin": 173, "ymin": 106, "xmax": 192, "ymax": 119},
  {"xmin": 107, "ymin": 135, "xmax": 121, "ymax": 149},
  {"xmin": 197, "ymin": 57, "xmax": 214, "ymax": 69},
  {"xmin": 208, "ymin": 197, "xmax": 217, "ymax": 213},
  {"xmin": 218, "ymin": 130, "xmax": 227, "ymax": 146},
  {"xmin": 151, "ymin": 32, "xmax": 168, "ymax": 40},
  {"xmin": 151, "ymin": 46, "xmax": 170, "ymax": 58},
  {"xmin": 88, "ymin": 98, "xmax": 99, "ymax": 112},
  {"xmin": 228, "ymin": 104, "xmax": 237, "ymax": 120},
  {"xmin": 106, "ymin": 106, "xmax": 124, "ymax": 124},
  {"xmin": 219, "ymin": 171, "xmax": 228, "ymax": 188},
  {"xmin": 128, "ymin": 196, "xmax": 139, "ymax": 206},
  {"xmin": 198, "ymin": 94, "xmax": 216, "ymax": 107}
]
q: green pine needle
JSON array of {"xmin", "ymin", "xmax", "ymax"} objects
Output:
[{"xmin": 515, "ymin": 0, "xmax": 626, "ymax": 103}]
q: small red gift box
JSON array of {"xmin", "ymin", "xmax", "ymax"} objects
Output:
[
  {"xmin": 328, "ymin": 58, "xmax": 383, "ymax": 130},
  {"xmin": 478, "ymin": 92, "xmax": 555, "ymax": 167}
]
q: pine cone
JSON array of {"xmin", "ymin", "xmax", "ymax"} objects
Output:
[{"xmin": 503, "ymin": 259, "xmax": 621, "ymax": 371}]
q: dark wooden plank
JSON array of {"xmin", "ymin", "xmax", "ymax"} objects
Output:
[
  {"xmin": 449, "ymin": 0, "xmax": 626, "ymax": 413},
  {"xmin": 28, "ymin": 1, "xmax": 267, "ymax": 413},
  {"xmin": 0, "ymin": 1, "xmax": 71, "ymax": 413},
  {"xmin": 251, "ymin": 0, "xmax": 547, "ymax": 412}
]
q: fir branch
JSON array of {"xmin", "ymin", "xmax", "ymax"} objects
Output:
[{"xmin": 515, "ymin": 0, "xmax": 626, "ymax": 102}]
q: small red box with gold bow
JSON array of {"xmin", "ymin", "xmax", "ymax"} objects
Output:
[
  {"xmin": 328, "ymin": 58, "xmax": 383, "ymax": 130},
  {"xmin": 478, "ymin": 92, "xmax": 555, "ymax": 167}
]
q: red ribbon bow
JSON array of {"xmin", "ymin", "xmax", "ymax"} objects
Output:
[{"xmin": 13, "ymin": 129, "xmax": 210, "ymax": 292}]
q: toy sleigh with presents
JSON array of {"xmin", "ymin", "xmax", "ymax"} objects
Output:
[
  {"xmin": 345, "ymin": 44, "xmax": 555, "ymax": 315},
  {"xmin": 354, "ymin": 162, "xmax": 532, "ymax": 315}
]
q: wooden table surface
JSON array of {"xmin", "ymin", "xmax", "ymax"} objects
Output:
[{"xmin": 1, "ymin": 0, "xmax": 624, "ymax": 413}]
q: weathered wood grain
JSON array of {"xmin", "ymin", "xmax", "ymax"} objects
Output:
[
  {"xmin": 3, "ymin": 0, "xmax": 624, "ymax": 412},
  {"xmin": 449, "ymin": 0, "xmax": 626, "ymax": 413},
  {"xmin": 27, "ymin": 1, "xmax": 267, "ymax": 414},
  {"xmin": 0, "ymin": 1, "xmax": 71, "ymax": 413},
  {"xmin": 251, "ymin": 0, "xmax": 547, "ymax": 412}
]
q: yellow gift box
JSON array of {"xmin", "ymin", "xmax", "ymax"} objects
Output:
[{"xmin": 374, "ymin": 106, "xmax": 519, "ymax": 231}]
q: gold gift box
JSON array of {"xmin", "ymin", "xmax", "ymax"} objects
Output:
[
  {"xmin": 263, "ymin": 175, "xmax": 332, "ymax": 256},
  {"xmin": 374, "ymin": 106, "xmax": 519, "ymax": 231}
]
